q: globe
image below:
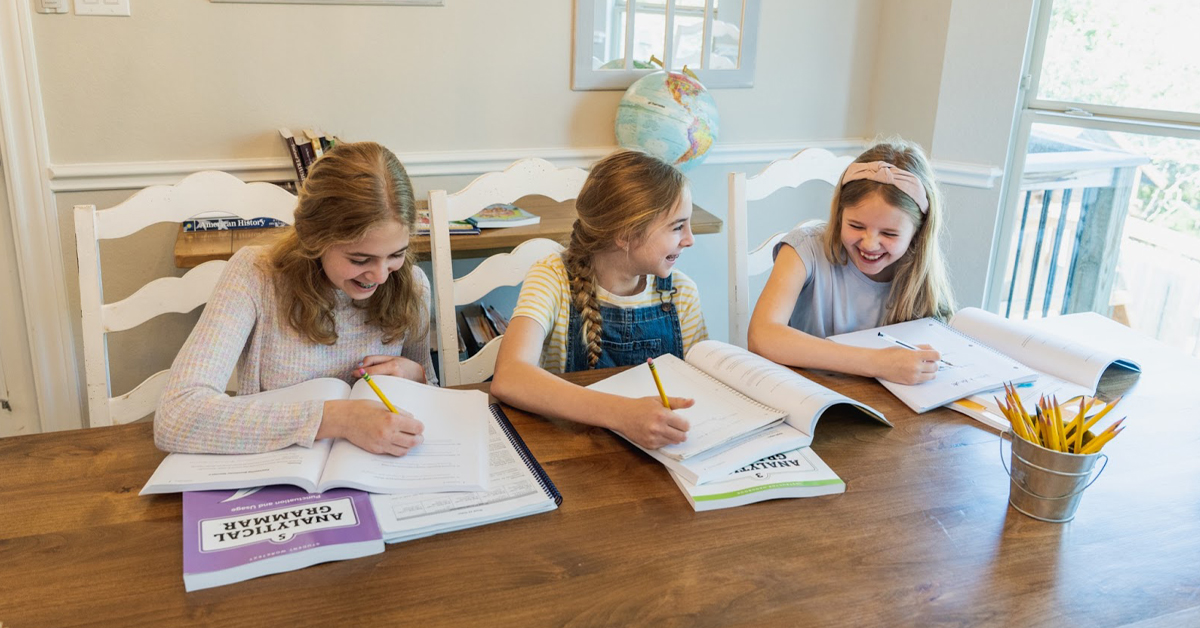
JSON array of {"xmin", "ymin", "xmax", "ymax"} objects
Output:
[{"xmin": 615, "ymin": 71, "xmax": 720, "ymax": 172}]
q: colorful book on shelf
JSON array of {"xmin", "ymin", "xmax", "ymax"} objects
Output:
[
  {"xmin": 372, "ymin": 405, "xmax": 561, "ymax": 543},
  {"xmin": 182, "ymin": 486, "xmax": 384, "ymax": 592},
  {"xmin": 467, "ymin": 203, "xmax": 540, "ymax": 228},
  {"xmin": 415, "ymin": 208, "xmax": 480, "ymax": 236},
  {"xmin": 668, "ymin": 447, "xmax": 845, "ymax": 511},
  {"xmin": 141, "ymin": 376, "xmax": 489, "ymax": 496},
  {"xmin": 586, "ymin": 340, "xmax": 889, "ymax": 485},
  {"xmin": 181, "ymin": 217, "xmax": 289, "ymax": 232}
]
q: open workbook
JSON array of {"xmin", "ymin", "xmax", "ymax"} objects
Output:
[
  {"xmin": 141, "ymin": 376, "xmax": 489, "ymax": 495},
  {"xmin": 830, "ymin": 307, "xmax": 1141, "ymax": 417},
  {"xmin": 586, "ymin": 340, "xmax": 888, "ymax": 485},
  {"xmin": 944, "ymin": 309, "xmax": 1142, "ymax": 430},
  {"xmin": 371, "ymin": 405, "xmax": 562, "ymax": 543}
]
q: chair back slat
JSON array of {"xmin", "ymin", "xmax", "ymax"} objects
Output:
[
  {"xmin": 429, "ymin": 160, "xmax": 585, "ymax": 386},
  {"xmin": 102, "ymin": 261, "xmax": 227, "ymax": 333},
  {"xmin": 727, "ymin": 148, "xmax": 852, "ymax": 348},
  {"xmin": 75, "ymin": 172, "xmax": 296, "ymax": 427}
]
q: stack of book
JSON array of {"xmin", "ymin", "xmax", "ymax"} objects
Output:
[
  {"xmin": 586, "ymin": 340, "xmax": 890, "ymax": 511},
  {"xmin": 142, "ymin": 376, "xmax": 560, "ymax": 592},
  {"xmin": 415, "ymin": 208, "xmax": 480, "ymax": 236},
  {"xmin": 279, "ymin": 127, "xmax": 340, "ymax": 183},
  {"xmin": 457, "ymin": 303, "xmax": 509, "ymax": 358}
]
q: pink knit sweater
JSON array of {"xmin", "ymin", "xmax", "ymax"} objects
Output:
[{"xmin": 154, "ymin": 246, "xmax": 436, "ymax": 454}]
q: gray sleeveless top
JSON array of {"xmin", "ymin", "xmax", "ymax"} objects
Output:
[{"xmin": 773, "ymin": 221, "xmax": 892, "ymax": 338}]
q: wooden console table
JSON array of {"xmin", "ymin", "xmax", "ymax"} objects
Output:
[{"xmin": 174, "ymin": 197, "xmax": 723, "ymax": 268}]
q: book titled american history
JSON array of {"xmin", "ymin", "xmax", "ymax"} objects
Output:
[{"xmin": 182, "ymin": 486, "xmax": 384, "ymax": 592}]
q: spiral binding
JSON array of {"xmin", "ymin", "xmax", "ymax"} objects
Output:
[
  {"xmin": 489, "ymin": 404, "xmax": 563, "ymax": 506},
  {"xmin": 928, "ymin": 319, "xmax": 1028, "ymax": 370}
]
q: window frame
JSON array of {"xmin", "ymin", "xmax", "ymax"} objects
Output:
[
  {"xmin": 986, "ymin": 0, "xmax": 1200, "ymax": 312},
  {"xmin": 571, "ymin": 0, "xmax": 761, "ymax": 91}
]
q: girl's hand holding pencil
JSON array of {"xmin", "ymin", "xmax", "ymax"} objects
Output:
[{"xmin": 994, "ymin": 382, "xmax": 1124, "ymax": 454}]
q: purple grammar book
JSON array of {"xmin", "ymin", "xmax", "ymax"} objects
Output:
[{"xmin": 182, "ymin": 486, "xmax": 384, "ymax": 592}]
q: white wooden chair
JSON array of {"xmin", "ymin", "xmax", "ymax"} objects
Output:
[
  {"xmin": 428, "ymin": 158, "xmax": 588, "ymax": 386},
  {"xmin": 727, "ymin": 148, "xmax": 854, "ymax": 348},
  {"xmin": 75, "ymin": 171, "xmax": 296, "ymax": 427}
]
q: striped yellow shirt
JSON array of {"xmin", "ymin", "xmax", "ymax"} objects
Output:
[{"xmin": 512, "ymin": 253, "xmax": 708, "ymax": 373}]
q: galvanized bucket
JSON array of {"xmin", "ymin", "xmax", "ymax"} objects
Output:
[{"xmin": 1001, "ymin": 430, "xmax": 1107, "ymax": 523}]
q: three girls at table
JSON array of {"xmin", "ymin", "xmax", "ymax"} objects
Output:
[{"xmin": 156, "ymin": 138, "xmax": 954, "ymax": 456}]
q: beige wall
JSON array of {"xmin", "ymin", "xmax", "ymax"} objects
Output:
[
  {"xmin": 867, "ymin": 0, "xmax": 953, "ymax": 149},
  {"xmin": 32, "ymin": 0, "xmax": 896, "ymax": 425},
  {"xmin": 32, "ymin": 0, "xmax": 881, "ymax": 163}
]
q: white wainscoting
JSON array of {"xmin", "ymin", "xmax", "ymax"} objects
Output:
[{"xmin": 48, "ymin": 140, "xmax": 1001, "ymax": 192}]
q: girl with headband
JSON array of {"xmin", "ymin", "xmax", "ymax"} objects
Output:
[{"xmin": 747, "ymin": 138, "xmax": 956, "ymax": 384}]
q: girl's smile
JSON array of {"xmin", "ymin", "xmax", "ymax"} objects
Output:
[
  {"xmin": 840, "ymin": 190, "xmax": 917, "ymax": 282},
  {"xmin": 321, "ymin": 220, "xmax": 411, "ymax": 299}
]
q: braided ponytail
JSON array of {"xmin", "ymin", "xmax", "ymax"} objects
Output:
[
  {"xmin": 563, "ymin": 223, "xmax": 605, "ymax": 367},
  {"xmin": 566, "ymin": 151, "xmax": 686, "ymax": 369}
]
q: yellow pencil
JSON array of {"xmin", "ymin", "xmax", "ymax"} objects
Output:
[
  {"xmin": 646, "ymin": 358, "xmax": 671, "ymax": 409},
  {"xmin": 1080, "ymin": 424, "xmax": 1124, "ymax": 455},
  {"xmin": 361, "ymin": 372, "xmax": 399, "ymax": 413}
]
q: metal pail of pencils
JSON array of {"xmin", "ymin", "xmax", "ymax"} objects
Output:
[{"xmin": 1001, "ymin": 431, "xmax": 1108, "ymax": 523}]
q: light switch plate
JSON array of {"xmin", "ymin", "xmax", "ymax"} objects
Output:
[
  {"xmin": 36, "ymin": 0, "xmax": 69, "ymax": 13},
  {"xmin": 75, "ymin": 0, "xmax": 130, "ymax": 16}
]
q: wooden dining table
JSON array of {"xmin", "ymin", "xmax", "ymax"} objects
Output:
[
  {"xmin": 173, "ymin": 197, "xmax": 724, "ymax": 268},
  {"xmin": 1, "ymin": 314, "xmax": 1197, "ymax": 627}
]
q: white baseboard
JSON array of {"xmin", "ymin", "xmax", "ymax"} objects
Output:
[{"xmin": 47, "ymin": 139, "xmax": 1002, "ymax": 192}]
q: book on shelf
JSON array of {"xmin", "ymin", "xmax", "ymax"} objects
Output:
[
  {"xmin": 372, "ymin": 404, "xmax": 562, "ymax": 543},
  {"xmin": 467, "ymin": 203, "xmax": 540, "ymax": 228},
  {"xmin": 181, "ymin": 217, "xmax": 289, "ymax": 232},
  {"xmin": 586, "ymin": 340, "xmax": 889, "ymax": 485},
  {"xmin": 279, "ymin": 127, "xmax": 340, "ymax": 182},
  {"xmin": 668, "ymin": 447, "xmax": 845, "ymax": 511},
  {"xmin": 279, "ymin": 128, "xmax": 307, "ymax": 182},
  {"xmin": 941, "ymin": 308, "xmax": 1142, "ymax": 431},
  {"xmin": 141, "ymin": 376, "xmax": 490, "ymax": 496},
  {"xmin": 830, "ymin": 307, "xmax": 1141, "ymax": 416},
  {"xmin": 182, "ymin": 486, "xmax": 384, "ymax": 592},
  {"xmin": 484, "ymin": 305, "xmax": 510, "ymax": 335},
  {"xmin": 415, "ymin": 208, "xmax": 480, "ymax": 236}
]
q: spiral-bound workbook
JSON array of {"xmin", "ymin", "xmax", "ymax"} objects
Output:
[
  {"xmin": 586, "ymin": 340, "xmax": 888, "ymax": 485},
  {"xmin": 371, "ymin": 405, "xmax": 561, "ymax": 543},
  {"xmin": 829, "ymin": 307, "xmax": 1140, "ymax": 415}
]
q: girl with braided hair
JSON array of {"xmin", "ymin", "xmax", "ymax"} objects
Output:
[{"xmin": 492, "ymin": 151, "xmax": 708, "ymax": 450}]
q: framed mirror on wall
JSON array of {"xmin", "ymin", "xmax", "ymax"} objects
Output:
[{"xmin": 572, "ymin": 0, "xmax": 760, "ymax": 90}]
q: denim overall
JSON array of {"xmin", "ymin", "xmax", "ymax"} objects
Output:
[{"xmin": 564, "ymin": 274, "xmax": 685, "ymax": 371}]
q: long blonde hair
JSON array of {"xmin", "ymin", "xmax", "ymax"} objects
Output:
[
  {"xmin": 563, "ymin": 151, "xmax": 686, "ymax": 368},
  {"xmin": 268, "ymin": 141, "xmax": 425, "ymax": 345},
  {"xmin": 823, "ymin": 138, "xmax": 956, "ymax": 323}
]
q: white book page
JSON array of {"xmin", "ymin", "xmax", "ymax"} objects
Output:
[
  {"xmin": 140, "ymin": 378, "xmax": 352, "ymax": 495},
  {"xmin": 371, "ymin": 418, "xmax": 552, "ymax": 539},
  {"xmin": 684, "ymin": 340, "xmax": 890, "ymax": 437},
  {"xmin": 950, "ymin": 307, "xmax": 1136, "ymax": 392},
  {"xmin": 320, "ymin": 376, "xmax": 488, "ymax": 494},
  {"xmin": 585, "ymin": 353, "xmax": 785, "ymax": 460},
  {"xmin": 831, "ymin": 319, "xmax": 1038, "ymax": 413},
  {"xmin": 663, "ymin": 423, "xmax": 810, "ymax": 485}
]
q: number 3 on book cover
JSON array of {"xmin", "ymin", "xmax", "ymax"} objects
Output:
[{"xmin": 182, "ymin": 486, "xmax": 384, "ymax": 592}]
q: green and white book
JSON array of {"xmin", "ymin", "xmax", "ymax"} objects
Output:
[{"xmin": 668, "ymin": 447, "xmax": 845, "ymax": 511}]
